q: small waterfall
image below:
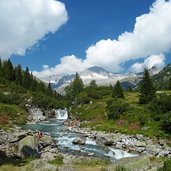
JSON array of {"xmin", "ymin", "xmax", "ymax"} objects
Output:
[{"xmin": 56, "ymin": 109, "xmax": 68, "ymax": 120}]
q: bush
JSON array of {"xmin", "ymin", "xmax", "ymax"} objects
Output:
[
  {"xmin": 106, "ymin": 99, "xmax": 129, "ymax": 120},
  {"xmin": 0, "ymin": 92, "xmax": 25, "ymax": 107},
  {"xmin": 158, "ymin": 159, "xmax": 171, "ymax": 171},
  {"xmin": 150, "ymin": 95, "xmax": 171, "ymax": 113},
  {"xmin": 49, "ymin": 155, "xmax": 64, "ymax": 166},
  {"xmin": 32, "ymin": 92, "xmax": 67, "ymax": 109},
  {"xmin": 162, "ymin": 112, "xmax": 171, "ymax": 134},
  {"xmin": 76, "ymin": 92, "xmax": 91, "ymax": 104},
  {"xmin": 114, "ymin": 165, "xmax": 130, "ymax": 171},
  {"xmin": 87, "ymin": 90, "xmax": 102, "ymax": 99}
]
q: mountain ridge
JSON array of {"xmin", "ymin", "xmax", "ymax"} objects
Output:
[{"xmin": 38, "ymin": 65, "xmax": 163, "ymax": 93}]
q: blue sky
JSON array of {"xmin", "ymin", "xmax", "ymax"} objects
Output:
[{"xmin": 0, "ymin": 0, "xmax": 171, "ymax": 76}]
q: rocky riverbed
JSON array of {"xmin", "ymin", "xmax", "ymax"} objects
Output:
[
  {"xmin": 0, "ymin": 121, "xmax": 170, "ymax": 171},
  {"xmin": 70, "ymin": 127, "xmax": 171, "ymax": 158}
]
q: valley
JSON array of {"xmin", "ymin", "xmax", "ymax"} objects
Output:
[{"xmin": 0, "ymin": 59, "xmax": 171, "ymax": 171}]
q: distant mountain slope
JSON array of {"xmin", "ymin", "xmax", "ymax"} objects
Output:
[
  {"xmin": 153, "ymin": 63, "xmax": 171, "ymax": 89},
  {"xmin": 39, "ymin": 65, "xmax": 162, "ymax": 93}
]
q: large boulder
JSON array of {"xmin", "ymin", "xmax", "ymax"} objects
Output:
[
  {"xmin": 18, "ymin": 135, "xmax": 39, "ymax": 158},
  {"xmin": 10, "ymin": 130, "xmax": 32, "ymax": 143},
  {"xmin": 106, "ymin": 155, "xmax": 151, "ymax": 171},
  {"xmin": 135, "ymin": 141, "xmax": 147, "ymax": 147},
  {"xmin": 23, "ymin": 159, "xmax": 58, "ymax": 171},
  {"xmin": 104, "ymin": 140, "xmax": 114, "ymax": 146},
  {"xmin": 28, "ymin": 107, "xmax": 46, "ymax": 122},
  {"xmin": 39, "ymin": 134, "xmax": 54, "ymax": 148},
  {"xmin": 72, "ymin": 138, "xmax": 85, "ymax": 145}
]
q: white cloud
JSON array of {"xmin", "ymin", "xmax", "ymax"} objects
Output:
[
  {"xmin": 130, "ymin": 54, "xmax": 165, "ymax": 73},
  {"xmin": 0, "ymin": 0, "xmax": 68, "ymax": 58},
  {"xmin": 42, "ymin": 65, "xmax": 49, "ymax": 70},
  {"xmin": 34, "ymin": 0, "xmax": 171, "ymax": 77},
  {"xmin": 33, "ymin": 55, "xmax": 90, "ymax": 77},
  {"xmin": 85, "ymin": 0, "xmax": 171, "ymax": 72}
]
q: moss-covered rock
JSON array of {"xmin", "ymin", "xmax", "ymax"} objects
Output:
[
  {"xmin": 39, "ymin": 134, "xmax": 54, "ymax": 147},
  {"xmin": 18, "ymin": 135, "xmax": 39, "ymax": 158},
  {"xmin": 106, "ymin": 155, "xmax": 151, "ymax": 171},
  {"xmin": 23, "ymin": 159, "xmax": 58, "ymax": 171}
]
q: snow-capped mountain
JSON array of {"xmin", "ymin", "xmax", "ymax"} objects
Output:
[
  {"xmin": 38, "ymin": 65, "xmax": 160, "ymax": 93},
  {"xmin": 79, "ymin": 66, "xmax": 129, "ymax": 86},
  {"xmin": 149, "ymin": 66, "xmax": 161, "ymax": 76}
]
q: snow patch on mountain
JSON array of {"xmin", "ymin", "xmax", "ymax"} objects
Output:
[{"xmin": 37, "ymin": 65, "xmax": 160, "ymax": 93}]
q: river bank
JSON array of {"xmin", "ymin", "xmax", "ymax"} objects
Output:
[
  {"xmin": 0, "ymin": 118, "xmax": 170, "ymax": 171},
  {"xmin": 70, "ymin": 127, "xmax": 171, "ymax": 158}
]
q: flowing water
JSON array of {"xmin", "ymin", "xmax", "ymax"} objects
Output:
[{"xmin": 22, "ymin": 116, "xmax": 137, "ymax": 162}]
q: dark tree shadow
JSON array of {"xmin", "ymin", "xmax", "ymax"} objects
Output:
[{"xmin": 0, "ymin": 145, "xmax": 39, "ymax": 167}]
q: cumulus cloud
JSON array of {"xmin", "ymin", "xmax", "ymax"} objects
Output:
[
  {"xmin": 130, "ymin": 54, "xmax": 165, "ymax": 73},
  {"xmin": 85, "ymin": 0, "xmax": 171, "ymax": 71},
  {"xmin": 33, "ymin": 55, "xmax": 90, "ymax": 78},
  {"xmin": 34, "ymin": 0, "xmax": 171, "ymax": 77},
  {"xmin": 0, "ymin": 0, "xmax": 68, "ymax": 58}
]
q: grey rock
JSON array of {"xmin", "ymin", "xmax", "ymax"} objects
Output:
[
  {"xmin": 72, "ymin": 138, "xmax": 85, "ymax": 145},
  {"xmin": 104, "ymin": 140, "xmax": 114, "ymax": 146},
  {"xmin": 135, "ymin": 141, "xmax": 146, "ymax": 147},
  {"xmin": 39, "ymin": 134, "xmax": 54, "ymax": 148},
  {"xmin": 18, "ymin": 135, "xmax": 39, "ymax": 158},
  {"xmin": 23, "ymin": 159, "xmax": 58, "ymax": 171},
  {"xmin": 106, "ymin": 155, "xmax": 151, "ymax": 171}
]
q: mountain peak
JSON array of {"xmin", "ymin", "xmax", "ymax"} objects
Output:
[{"xmin": 86, "ymin": 66, "xmax": 109, "ymax": 74}]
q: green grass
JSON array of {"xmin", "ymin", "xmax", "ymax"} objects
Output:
[
  {"xmin": 74, "ymin": 159, "xmax": 109, "ymax": 167},
  {"xmin": 114, "ymin": 165, "xmax": 130, "ymax": 171},
  {"xmin": 72, "ymin": 92, "xmax": 171, "ymax": 139},
  {"xmin": 0, "ymin": 103, "xmax": 27, "ymax": 129},
  {"xmin": 49, "ymin": 155, "xmax": 64, "ymax": 166}
]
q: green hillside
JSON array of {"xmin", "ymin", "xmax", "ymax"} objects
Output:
[
  {"xmin": 0, "ymin": 59, "xmax": 68, "ymax": 128},
  {"xmin": 153, "ymin": 63, "xmax": 171, "ymax": 90},
  {"xmin": 67, "ymin": 72, "xmax": 171, "ymax": 140}
]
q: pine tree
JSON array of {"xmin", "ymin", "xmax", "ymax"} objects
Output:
[
  {"xmin": 139, "ymin": 69, "xmax": 156, "ymax": 104},
  {"xmin": 73, "ymin": 72, "xmax": 84, "ymax": 94},
  {"xmin": 48, "ymin": 82, "xmax": 53, "ymax": 95},
  {"xmin": 65, "ymin": 73, "xmax": 84, "ymax": 100},
  {"xmin": 0, "ymin": 58, "xmax": 2, "ymax": 77},
  {"xmin": 90, "ymin": 80, "xmax": 97, "ymax": 88},
  {"xmin": 112, "ymin": 81, "xmax": 124, "ymax": 98},
  {"xmin": 2, "ymin": 59, "xmax": 15, "ymax": 81},
  {"xmin": 15, "ymin": 64, "xmax": 22, "ymax": 85},
  {"xmin": 167, "ymin": 77, "xmax": 171, "ymax": 90},
  {"xmin": 0, "ymin": 57, "xmax": 2, "ymax": 72},
  {"xmin": 23, "ymin": 67, "xmax": 31, "ymax": 89}
]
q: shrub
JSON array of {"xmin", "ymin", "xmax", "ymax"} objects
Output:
[
  {"xmin": 158, "ymin": 159, "xmax": 171, "ymax": 171},
  {"xmin": 162, "ymin": 112, "xmax": 171, "ymax": 134},
  {"xmin": 106, "ymin": 99, "xmax": 129, "ymax": 120},
  {"xmin": 76, "ymin": 92, "xmax": 91, "ymax": 104},
  {"xmin": 114, "ymin": 165, "xmax": 130, "ymax": 171},
  {"xmin": 0, "ymin": 92, "xmax": 25, "ymax": 107},
  {"xmin": 150, "ymin": 95, "xmax": 171, "ymax": 113},
  {"xmin": 87, "ymin": 90, "xmax": 102, "ymax": 99},
  {"xmin": 49, "ymin": 155, "xmax": 64, "ymax": 166}
]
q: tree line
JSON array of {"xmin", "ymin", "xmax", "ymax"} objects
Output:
[{"xmin": 0, "ymin": 58, "xmax": 55, "ymax": 97}]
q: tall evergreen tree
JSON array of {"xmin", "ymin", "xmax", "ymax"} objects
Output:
[
  {"xmin": 7, "ymin": 59, "xmax": 15, "ymax": 80},
  {"xmin": 48, "ymin": 82, "xmax": 53, "ymax": 95},
  {"xmin": 167, "ymin": 77, "xmax": 171, "ymax": 90},
  {"xmin": 0, "ymin": 57, "xmax": 2, "ymax": 72},
  {"xmin": 0, "ymin": 58, "xmax": 2, "ymax": 77},
  {"xmin": 65, "ymin": 73, "xmax": 84, "ymax": 100},
  {"xmin": 23, "ymin": 67, "xmax": 31, "ymax": 89},
  {"xmin": 15, "ymin": 64, "xmax": 22, "ymax": 85},
  {"xmin": 90, "ymin": 80, "xmax": 97, "ymax": 88},
  {"xmin": 2, "ymin": 59, "xmax": 15, "ymax": 81},
  {"xmin": 112, "ymin": 81, "xmax": 125, "ymax": 98},
  {"xmin": 139, "ymin": 69, "xmax": 156, "ymax": 104}
]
